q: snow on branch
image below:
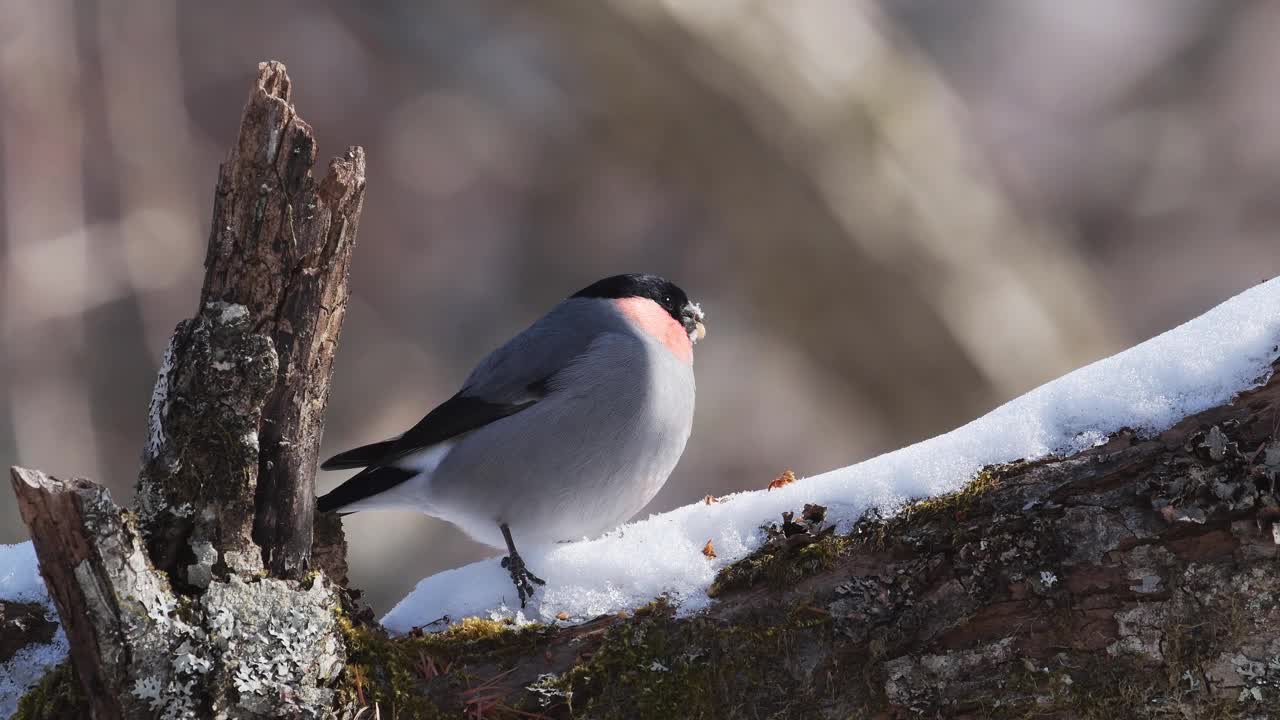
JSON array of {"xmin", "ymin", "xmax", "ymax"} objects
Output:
[{"xmin": 385, "ymin": 277, "xmax": 1280, "ymax": 632}]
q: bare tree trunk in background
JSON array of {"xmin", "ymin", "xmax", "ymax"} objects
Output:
[
  {"xmin": 9, "ymin": 62, "xmax": 364, "ymax": 718},
  {"xmin": 520, "ymin": 0, "xmax": 1119, "ymax": 441},
  {"xmin": 0, "ymin": 0, "xmax": 104, "ymax": 509}
]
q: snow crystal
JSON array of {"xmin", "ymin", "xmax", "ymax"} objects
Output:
[
  {"xmin": 383, "ymin": 277, "xmax": 1280, "ymax": 633},
  {"xmin": 1, "ymin": 543, "xmax": 68, "ymax": 719},
  {"xmin": 0, "ymin": 627, "xmax": 69, "ymax": 719}
]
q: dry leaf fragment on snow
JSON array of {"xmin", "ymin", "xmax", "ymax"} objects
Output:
[
  {"xmin": 555, "ymin": 611, "xmax": 569, "ymax": 621},
  {"xmin": 702, "ymin": 539, "xmax": 717, "ymax": 559},
  {"xmin": 768, "ymin": 470, "xmax": 797, "ymax": 490},
  {"xmin": 703, "ymin": 494, "xmax": 719, "ymax": 505}
]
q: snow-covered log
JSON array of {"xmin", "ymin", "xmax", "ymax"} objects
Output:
[{"xmin": 290, "ymin": 279, "xmax": 1278, "ymax": 718}]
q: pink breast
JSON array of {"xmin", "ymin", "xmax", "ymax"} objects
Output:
[{"xmin": 613, "ymin": 297, "xmax": 693, "ymax": 364}]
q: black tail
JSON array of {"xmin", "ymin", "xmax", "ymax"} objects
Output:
[
  {"xmin": 316, "ymin": 465, "xmax": 417, "ymax": 514},
  {"xmin": 320, "ymin": 440, "xmax": 398, "ymax": 470}
]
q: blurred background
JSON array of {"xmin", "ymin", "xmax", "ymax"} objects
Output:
[{"xmin": 2, "ymin": 0, "xmax": 1277, "ymax": 613}]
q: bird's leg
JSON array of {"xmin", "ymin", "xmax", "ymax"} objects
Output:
[{"xmin": 499, "ymin": 522, "xmax": 545, "ymax": 607}]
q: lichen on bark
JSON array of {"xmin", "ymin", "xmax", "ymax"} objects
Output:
[
  {"xmin": 136, "ymin": 301, "xmax": 278, "ymax": 583},
  {"xmin": 202, "ymin": 575, "xmax": 343, "ymax": 717}
]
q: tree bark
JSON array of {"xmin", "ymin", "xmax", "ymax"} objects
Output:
[
  {"xmin": 12, "ymin": 468, "xmax": 198, "ymax": 719},
  {"xmin": 8, "ymin": 61, "xmax": 363, "ymax": 719},
  {"xmin": 137, "ymin": 60, "xmax": 364, "ymax": 581},
  {"xmin": 196, "ymin": 65, "xmax": 364, "ymax": 579}
]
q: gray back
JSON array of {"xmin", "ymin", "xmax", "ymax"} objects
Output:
[{"xmin": 461, "ymin": 297, "xmax": 629, "ymax": 404}]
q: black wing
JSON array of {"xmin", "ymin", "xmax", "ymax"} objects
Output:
[
  {"xmin": 321, "ymin": 392, "xmax": 539, "ymax": 471},
  {"xmin": 316, "ymin": 392, "xmax": 540, "ymax": 514},
  {"xmin": 317, "ymin": 297, "xmax": 595, "ymax": 513},
  {"xmin": 316, "ymin": 465, "xmax": 418, "ymax": 514}
]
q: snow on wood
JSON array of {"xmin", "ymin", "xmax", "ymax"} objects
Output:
[
  {"xmin": 383, "ymin": 277, "xmax": 1280, "ymax": 633},
  {"xmin": 0, "ymin": 543, "xmax": 67, "ymax": 718}
]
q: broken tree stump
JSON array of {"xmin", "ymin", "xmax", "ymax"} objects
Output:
[
  {"xmin": 10, "ymin": 61, "xmax": 364, "ymax": 718},
  {"xmin": 138, "ymin": 60, "xmax": 365, "ymax": 582}
]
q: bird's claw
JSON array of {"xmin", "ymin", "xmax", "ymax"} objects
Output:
[{"xmin": 501, "ymin": 553, "xmax": 546, "ymax": 607}]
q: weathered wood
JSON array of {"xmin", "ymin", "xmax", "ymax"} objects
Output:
[
  {"xmin": 12, "ymin": 467, "xmax": 347, "ymax": 718},
  {"xmin": 251, "ymin": 146, "xmax": 363, "ymax": 578},
  {"xmin": 7, "ymin": 61, "xmax": 361, "ymax": 718},
  {"xmin": 136, "ymin": 60, "xmax": 365, "ymax": 581},
  {"xmin": 310, "ymin": 508, "xmax": 351, "ymax": 589},
  {"xmin": 11, "ymin": 468, "xmax": 178, "ymax": 720}
]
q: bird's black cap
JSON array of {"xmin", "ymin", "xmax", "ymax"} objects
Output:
[{"xmin": 571, "ymin": 273, "xmax": 699, "ymax": 331}]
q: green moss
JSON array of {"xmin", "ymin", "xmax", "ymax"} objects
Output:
[
  {"xmin": 12, "ymin": 662, "xmax": 85, "ymax": 720},
  {"xmin": 558, "ymin": 618, "xmax": 716, "ymax": 718},
  {"xmin": 899, "ymin": 468, "xmax": 998, "ymax": 524},
  {"xmin": 709, "ymin": 470, "xmax": 1006, "ymax": 599},
  {"xmin": 632, "ymin": 595, "xmax": 673, "ymax": 617},
  {"xmin": 897, "ymin": 468, "xmax": 998, "ymax": 528},
  {"xmin": 709, "ymin": 529, "xmax": 853, "ymax": 598},
  {"xmin": 537, "ymin": 596, "xmax": 896, "ymax": 719},
  {"xmin": 552, "ymin": 610, "xmax": 770, "ymax": 718},
  {"xmin": 852, "ymin": 468, "xmax": 1002, "ymax": 548},
  {"xmin": 335, "ymin": 615, "xmax": 438, "ymax": 718},
  {"xmin": 430, "ymin": 616, "xmax": 526, "ymax": 645},
  {"xmin": 334, "ymin": 612, "xmax": 553, "ymax": 717}
]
